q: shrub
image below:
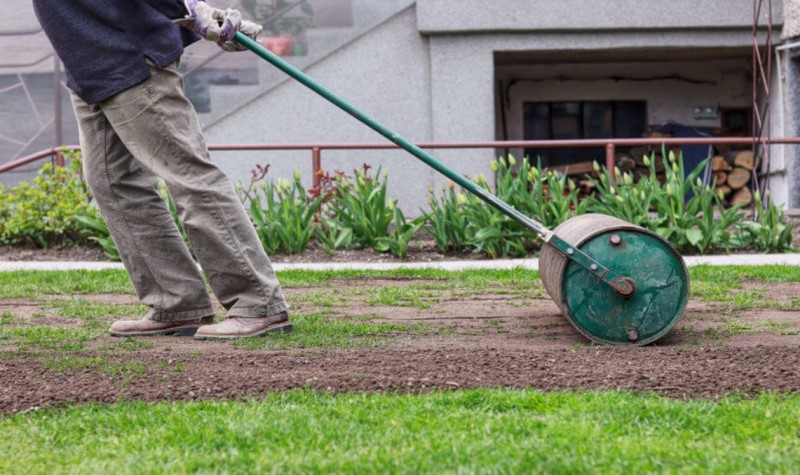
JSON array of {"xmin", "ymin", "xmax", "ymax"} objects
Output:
[{"xmin": 0, "ymin": 151, "xmax": 100, "ymax": 247}]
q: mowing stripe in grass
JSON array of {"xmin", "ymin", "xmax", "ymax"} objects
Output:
[{"xmin": 1, "ymin": 390, "xmax": 798, "ymax": 474}]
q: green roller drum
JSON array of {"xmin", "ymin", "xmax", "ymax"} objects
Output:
[
  {"xmin": 235, "ymin": 33, "xmax": 690, "ymax": 346},
  {"xmin": 539, "ymin": 214, "xmax": 689, "ymax": 345}
]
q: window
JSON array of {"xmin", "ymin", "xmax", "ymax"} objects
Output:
[{"xmin": 523, "ymin": 101, "xmax": 647, "ymax": 167}]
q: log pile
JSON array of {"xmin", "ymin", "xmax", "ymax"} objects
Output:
[
  {"xmin": 537, "ymin": 127, "xmax": 759, "ymax": 207},
  {"xmin": 710, "ymin": 150, "xmax": 759, "ymax": 206}
]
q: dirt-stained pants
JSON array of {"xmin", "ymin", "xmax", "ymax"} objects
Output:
[{"xmin": 70, "ymin": 61, "xmax": 287, "ymax": 322}]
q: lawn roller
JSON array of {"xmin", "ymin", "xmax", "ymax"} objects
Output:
[{"xmin": 234, "ymin": 32, "xmax": 690, "ymax": 346}]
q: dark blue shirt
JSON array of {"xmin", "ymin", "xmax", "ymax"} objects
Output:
[{"xmin": 33, "ymin": 0, "xmax": 200, "ymax": 104}]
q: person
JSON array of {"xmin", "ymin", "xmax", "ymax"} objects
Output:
[{"xmin": 32, "ymin": 0, "xmax": 291, "ymax": 340}]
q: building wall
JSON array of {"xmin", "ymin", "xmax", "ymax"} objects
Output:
[
  {"xmin": 418, "ymin": 0, "xmax": 782, "ymax": 33},
  {"xmin": 784, "ymin": 0, "xmax": 800, "ymax": 39},
  {"xmin": 205, "ymin": 6, "xmax": 446, "ymax": 212}
]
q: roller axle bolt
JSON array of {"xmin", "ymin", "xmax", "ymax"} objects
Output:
[
  {"xmin": 626, "ymin": 329, "xmax": 639, "ymax": 342},
  {"xmin": 609, "ymin": 234, "xmax": 622, "ymax": 246}
]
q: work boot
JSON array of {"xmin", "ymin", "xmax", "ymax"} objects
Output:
[
  {"xmin": 109, "ymin": 315, "xmax": 214, "ymax": 337},
  {"xmin": 194, "ymin": 311, "xmax": 292, "ymax": 340}
]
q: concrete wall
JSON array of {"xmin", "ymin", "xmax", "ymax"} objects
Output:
[
  {"xmin": 783, "ymin": 0, "xmax": 800, "ymax": 39},
  {"xmin": 205, "ymin": 6, "xmax": 448, "ymax": 213},
  {"xmin": 418, "ymin": 0, "xmax": 782, "ymax": 34}
]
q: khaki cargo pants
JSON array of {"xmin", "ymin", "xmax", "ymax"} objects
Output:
[{"xmin": 70, "ymin": 60, "xmax": 288, "ymax": 322}]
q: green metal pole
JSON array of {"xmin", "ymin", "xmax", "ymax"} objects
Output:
[{"xmin": 235, "ymin": 33, "xmax": 633, "ymax": 296}]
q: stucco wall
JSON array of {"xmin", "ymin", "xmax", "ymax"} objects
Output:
[
  {"xmin": 783, "ymin": 0, "xmax": 800, "ymax": 39},
  {"xmin": 205, "ymin": 6, "xmax": 445, "ymax": 213},
  {"xmin": 418, "ymin": 0, "xmax": 782, "ymax": 34}
]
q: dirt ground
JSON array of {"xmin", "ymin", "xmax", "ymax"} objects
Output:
[
  {"xmin": 2, "ymin": 277, "xmax": 800, "ymax": 413},
  {"xmin": 0, "ymin": 240, "xmax": 481, "ymax": 264}
]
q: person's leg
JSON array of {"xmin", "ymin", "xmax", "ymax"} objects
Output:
[
  {"xmin": 97, "ymin": 61, "xmax": 288, "ymax": 335},
  {"xmin": 70, "ymin": 92, "xmax": 215, "ymax": 336}
]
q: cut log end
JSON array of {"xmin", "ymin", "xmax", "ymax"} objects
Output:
[
  {"xmin": 711, "ymin": 155, "xmax": 733, "ymax": 172},
  {"xmin": 730, "ymin": 187, "xmax": 753, "ymax": 206},
  {"xmin": 727, "ymin": 167, "xmax": 752, "ymax": 190}
]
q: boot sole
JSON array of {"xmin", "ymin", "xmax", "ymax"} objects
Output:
[
  {"xmin": 194, "ymin": 322, "xmax": 293, "ymax": 341},
  {"xmin": 109, "ymin": 325, "xmax": 204, "ymax": 338}
]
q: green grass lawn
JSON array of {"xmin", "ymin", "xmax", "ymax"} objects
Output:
[{"xmin": 1, "ymin": 390, "xmax": 799, "ymax": 474}]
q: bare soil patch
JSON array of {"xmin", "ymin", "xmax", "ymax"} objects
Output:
[
  {"xmin": 0, "ymin": 239, "xmax": 488, "ymax": 264},
  {"xmin": 2, "ymin": 277, "xmax": 800, "ymax": 413},
  {"xmin": 0, "ymin": 244, "xmax": 106, "ymax": 262}
]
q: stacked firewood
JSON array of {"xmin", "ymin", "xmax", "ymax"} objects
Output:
[{"xmin": 710, "ymin": 150, "xmax": 759, "ymax": 206}]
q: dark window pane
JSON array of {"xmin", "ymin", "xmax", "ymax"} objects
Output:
[
  {"xmin": 582, "ymin": 102, "xmax": 613, "ymax": 163},
  {"xmin": 550, "ymin": 102, "xmax": 583, "ymax": 166},
  {"xmin": 522, "ymin": 100, "xmax": 647, "ymax": 167},
  {"xmin": 614, "ymin": 101, "xmax": 647, "ymax": 138},
  {"xmin": 614, "ymin": 101, "xmax": 647, "ymax": 155},
  {"xmin": 583, "ymin": 102, "xmax": 613, "ymax": 138},
  {"xmin": 523, "ymin": 103, "xmax": 551, "ymax": 165}
]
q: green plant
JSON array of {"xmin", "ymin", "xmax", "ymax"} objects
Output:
[
  {"xmin": 590, "ymin": 150, "xmax": 745, "ymax": 254},
  {"xmin": 325, "ymin": 165, "xmax": 395, "ymax": 251},
  {"xmin": 244, "ymin": 170, "xmax": 324, "ymax": 255},
  {"xmin": 159, "ymin": 182, "xmax": 190, "ymax": 246},
  {"xmin": 315, "ymin": 217, "xmax": 353, "ymax": 255},
  {"xmin": 0, "ymin": 150, "xmax": 99, "ymax": 247},
  {"xmin": 587, "ymin": 158, "xmax": 662, "ymax": 229},
  {"xmin": 494, "ymin": 156, "xmax": 589, "ymax": 230},
  {"xmin": 74, "ymin": 214, "xmax": 121, "ymax": 261},
  {"xmin": 375, "ymin": 207, "xmax": 426, "ymax": 259},
  {"xmin": 459, "ymin": 175, "xmax": 529, "ymax": 258},
  {"xmin": 425, "ymin": 183, "xmax": 470, "ymax": 253},
  {"xmin": 426, "ymin": 156, "xmax": 586, "ymax": 258},
  {"xmin": 733, "ymin": 190, "xmax": 795, "ymax": 253},
  {"xmin": 4, "ymin": 391, "xmax": 800, "ymax": 473}
]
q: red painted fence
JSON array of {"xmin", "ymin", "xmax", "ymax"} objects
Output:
[{"xmin": 3, "ymin": 138, "xmax": 800, "ymax": 189}]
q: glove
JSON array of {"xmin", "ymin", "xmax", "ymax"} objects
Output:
[
  {"xmin": 175, "ymin": 0, "xmax": 262, "ymax": 50},
  {"xmin": 217, "ymin": 18, "xmax": 262, "ymax": 52}
]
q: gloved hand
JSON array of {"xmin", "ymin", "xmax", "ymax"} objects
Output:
[
  {"xmin": 175, "ymin": 0, "xmax": 262, "ymax": 51},
  {"xmin": 217, "ymin": 18, "xmax": 262, "ymax": 52}
]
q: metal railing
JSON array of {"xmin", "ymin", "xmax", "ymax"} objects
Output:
[{"xmin": 3, "ymin": 137, "xmax": 799, "ymax": 189}]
